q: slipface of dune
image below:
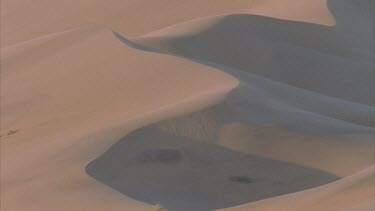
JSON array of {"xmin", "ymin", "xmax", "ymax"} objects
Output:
[
  {"xmin": 134, "ymin": 0, "xmax": 374, "ymax": 106},
  {"xmin": 0, "ymin": 26, "xmax": 238, "ymax": 211},
  {"xmin": 1, "ymin": 0, "xmax": 374, "ymax": 211}
]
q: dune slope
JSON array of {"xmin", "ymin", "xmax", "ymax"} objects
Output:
[
  {"xmin": 0, "ymin": 26, "xmax": 238, "ymax": 211},
  {"xmin": 134, "ymin": 0, "xmax": 375, "ymax": 106},
  {"xmin": 1, "ymin": 0, "xmax": 335, "ymax": 47},
  {"xmin": 1, "ymin": 0, "xmax": 374, "ymax": 211}
]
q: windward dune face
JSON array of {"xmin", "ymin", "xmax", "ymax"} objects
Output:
[
  {"xmin": 1, "ymin": 0, "xmax": 335, "ymax": 47},
  {"xmin": 1, "ymin": 0, "xmax": 374, "ymax": 211}
]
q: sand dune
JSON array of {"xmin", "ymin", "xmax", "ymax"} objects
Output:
[
  {"xmin": 1, "ymin": 26, "xmax": 238, "ymax": 210},
  {"xmin": 1, "ymin": 0, "xmax": 374, "ymax": 211},
  {"xmin": 220, "ymin": 166, "xmax": 375, "ymax": 211},
  {"xmin": 87, "ymin": 125, "xmax": 339, "ymax": 210},
  {"xmin": 1, "ymin": 0, "xmax": 335, "ymax": 47},
  {"xmin": 134, "ymin": 0, "xmax": 374, "ymax": 106},
  {"xmin": 247, "ymin": 0, "xmax": 335, "ymax": 25}
]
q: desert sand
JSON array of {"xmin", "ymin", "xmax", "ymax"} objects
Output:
[{"xmin": 1, "ymin": 0, "xmax": 374, "ymax": 211}]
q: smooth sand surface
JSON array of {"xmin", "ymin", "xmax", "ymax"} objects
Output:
[
  {"xmin": 135, "ymin": 0, "xmax": 374, "ymax": 106},
  {"xmin": 1, "ymin": 0, "xmax": 374, "ymax": 211},
  {"xmin": 247, "ymin": 0, "xmax": 335, "ymax": 25},
  {"xmin": 87, "ymin": 125, "xmax": 339, "ymax": 211},
  {"xmin": 1, "ymin": 0, "xmax": 335, "ymax": 47},
  {"xmin": 1, "ymin": 26, "xmax": 238, "ymax": 210},
  {"xmin": 219, "ymin": 166, "xmax": 375, "ymax": 211}
]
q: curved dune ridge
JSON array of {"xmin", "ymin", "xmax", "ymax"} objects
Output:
[
  {"xmin": 0, "ymin": 26, "xmax": 238, "ymax": 211},
  {"xmin": 1, "ymin": 0, "xmax": 335, "ymax": 47},
  {"xmin": 134, "ymin": 0, "xmax": 374, "ymax": 106},
  {"xmin": 1, "ymin": 0, "xmax": 374, "ymax": 211}
]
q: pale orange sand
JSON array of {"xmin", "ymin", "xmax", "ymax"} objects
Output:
[
  {"xmin": 1, "ymin": 26, "xmax": 238, "ymax": 211},
  {"xmin": 1, "ymin": 0, "xmax": 373, "ymax": 211},
  {"xmin": 1, "ymin": 0, "xmax": 334, "ymax": 47}
]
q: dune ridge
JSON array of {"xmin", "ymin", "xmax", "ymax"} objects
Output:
[
  {"xmin": 1, "ymin": 0, "xmax": 374, "ymax": 211},
  {"xmin": 1, "ymin": 26, "xmax": 238, "ymax": 211},
  {"xmin": 1, "ymin": 0, "xmax": 335, "ymax": 47},
  {"xmin": 134, "ymin": 0, "xmax": 374, "ymax": 106}
]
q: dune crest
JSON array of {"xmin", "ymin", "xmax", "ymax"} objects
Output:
[
  {"xmin": 0, "ymin": 26, "xmax": 238, "ymax": 211},
  {"xmin": 248, "ymin": 0, "xmax": 335, "ymax": 26},
  {"xmin": 134, "ymin": 0, "xmax": 374, "ymax": 105},
  {"xmin": 1, "ymin": 0, "xmax": 335, "ymax": 47},
  {"xmin": 1, "ymin": 0, "xmax": 373, "ymax": 211}
]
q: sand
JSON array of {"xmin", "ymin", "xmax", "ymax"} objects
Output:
[
  {"xmin": 1, "ymin": 0, "xmax": 374, "ymax": 211},
  {"xmin": 86, "ymin": 125, "xmax": 339, "ymax": 211},
  {"xmin": 134, "ymin": 0, "xmax": 374, "ymax": 106},
  {"xmin": 1, "ymin": 0, "xmax": 335, "ymax": 47},
  {"xmin": 0, "ymin": 26, "xmax": 238, "ymax": 210}
]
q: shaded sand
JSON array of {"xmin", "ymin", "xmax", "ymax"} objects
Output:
[
  {"xmin": 86, "ymin": 126, "xmax": 339, "ymax": 211},
  {"xmin": 154, "ymin": 104, "xmax": 374, "ymax": 178},
  {"xmin": 134, "ymin": 0, "xmax": 374, "ymax": 106},
  {"xmin": 219, "ymin": 166, "xmax": 375, "ymax": 211},
  {"xmin": 85, "ymin": 92, "xmax": 373, "ymax": 210},
  {"xmin": 0, "ymin": 26, "xmax": 238, "ymax": 211},
  {"xmin": 1, "ymin": 0, "xmax": 374, "ymax": 211}
]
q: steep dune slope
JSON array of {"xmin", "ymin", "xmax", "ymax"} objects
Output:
[
  {"xmin": 134, "ymin": 0, "xmax": 374, "ymax": 106},
  {"xmin": 105, "ymin": 0, "xmax": 373, "ymax": 210},
  {"xmin": 86, "ymin": 82, "xmax": 374, "ymax": 210},
  {"xmin": 87, "ymin": 124, "xmax": 340, "ymax": 211},
  {"xmin": 0, "ymin": 26, "xmax": 238, "ymax": 211},
  {"xmin": 1, "ymin": 0, "xmax": 374, "ymax": 211}
]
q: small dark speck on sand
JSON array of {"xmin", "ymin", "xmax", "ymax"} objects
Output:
[
  {"xmin": 7, "ymin": 129, "xmax": 21, "ymax": 136},
  {"xmin": 229, "ymin": 176, "xmax": 255, "ymax": 184}
]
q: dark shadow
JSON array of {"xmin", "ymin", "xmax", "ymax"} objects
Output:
[
  {"xmin": 135, "ymin": 0, "xmax": 374, "ymax": 106},
  {"xmin": 86, "ymin": 126, "xmax": 339, "ymax": 211},
  {"xmin": 114, "ymin": 29, "xmax": 375, "ymax": 130},
  {"xmin": 86, "ymin": 1, "xmax": 374, "ymax": 210}
]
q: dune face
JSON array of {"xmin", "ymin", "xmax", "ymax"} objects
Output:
[
  {"xmin": 0, "ymin": 0, "xmax": 250, "ymax": 46},
  {"xmin": 135, "ymin": 0, "xmax": 374, "ymax": 106},
  {"xmin": 87, "ymin": 126, "xmax": 339, "ymax": 211},
  {"xmin": 0, "ymin": 0, "xmax": 336, "ymax": 47},
  {"xmin": 247, "ymin": 0, "xmax": 335, "ymax": 25},
  {"xmin": 0, "ymin": 26, "xmax": 238, "ymax": 211},
  {"xmin": 1, "ymin": 0, "xmax": 374, "ymax": 211},
  {"xmin": 219, "ymin": 166, "xmax": 375, "ymax": 211}
]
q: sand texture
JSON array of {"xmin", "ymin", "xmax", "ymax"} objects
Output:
[{"xmin": 1, "ymin": 0, "xmax": 374, "ymax": 211}]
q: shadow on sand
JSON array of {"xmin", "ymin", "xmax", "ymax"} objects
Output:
[{"xmin": 86, "ymin": 126, "xmax": 339, "ymax": 211}]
